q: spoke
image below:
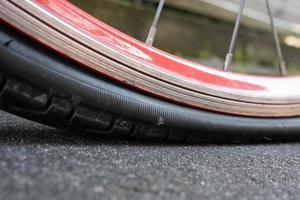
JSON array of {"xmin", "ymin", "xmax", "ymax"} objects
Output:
[
  {"xmin": 265, "ymin": 0, "xmax": 287, "ymax": 76},
  {"xmin": 146, "ymin": 0, "xmax": 165, "ymax": 46},
  {"xmin": 224, "ymin": 0, "xmax": 246, "ymax": 71}
]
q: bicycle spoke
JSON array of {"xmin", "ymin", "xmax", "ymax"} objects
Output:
[
  {"xmin": 224, "ymin": 0, "xmax": 246, "ymax": 71},
  {"xmin": 146, "ymin": 0, "xmax": 165, "ymax": 46},
  {"xmin": 265, "ymin": 0, "xmax": 287, "ymax": 76}
]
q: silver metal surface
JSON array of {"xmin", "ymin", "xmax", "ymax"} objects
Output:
[
  {"xmin": 224, "ymin": 0, "xmax": 246, "ymax": 71},
  {"xmin": 146, "ymin": 0, "xmax": 165, "ymax": 46},
  {"xmin": 265, "ymin": 0, "xmax": 287, "ymax": 75}
]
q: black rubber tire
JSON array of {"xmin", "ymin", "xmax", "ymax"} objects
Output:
[{"xmin": 1, "ymin": 24, "xmax": 300, "ymax": 143}]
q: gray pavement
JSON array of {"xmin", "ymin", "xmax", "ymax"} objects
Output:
[{"xmin": 0, "ymin": 111, "xmax": 299, "ymax": 200}]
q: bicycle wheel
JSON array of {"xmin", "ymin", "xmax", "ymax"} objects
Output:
[{"xmin": 0, "ymin": 0, "xmax": 300, "ymax": 142}]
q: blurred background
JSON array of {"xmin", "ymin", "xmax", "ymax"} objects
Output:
[{"xmin": 70, "ymin": 0, "xmax": 300, "ymax": 75}]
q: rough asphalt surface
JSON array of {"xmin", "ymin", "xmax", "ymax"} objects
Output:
[{"xmin": 0, "ymin": 111, "xmax": 299, "ymax": 200}]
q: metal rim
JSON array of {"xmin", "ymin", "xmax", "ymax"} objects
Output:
[{"xmin": 1, "ymin": 0, "xmax": 300, "ymax": 117}]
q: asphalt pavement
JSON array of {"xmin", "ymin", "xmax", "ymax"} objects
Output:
[{"xmin": 0, "ymin": 111, "xmax": 299, "ymax": 200}]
